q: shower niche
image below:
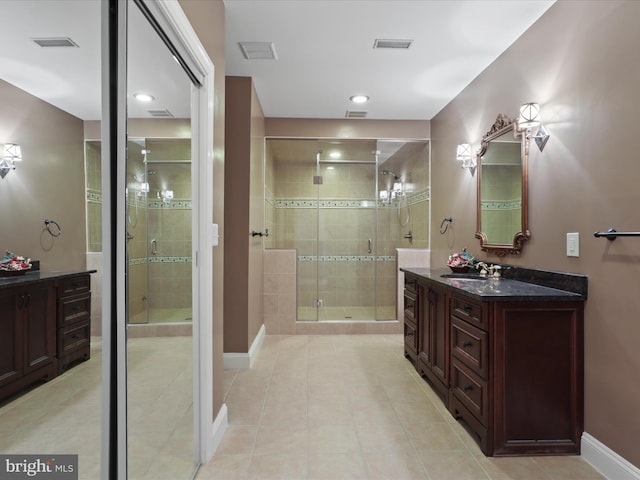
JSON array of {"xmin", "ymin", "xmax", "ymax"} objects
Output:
[{"xmin": 265, "ymin": 138, "xmax": 429, "ymax": 322}]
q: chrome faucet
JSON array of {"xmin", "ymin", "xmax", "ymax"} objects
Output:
[{"xmin": 403, "ymin": 230, "xmax": 413, "ymax": 243}]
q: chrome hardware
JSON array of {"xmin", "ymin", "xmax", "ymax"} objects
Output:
[
  {"xmin": 151, "ymin": 239, "xmax": 157, "ymax": 255},
  {"xmin": 251, "ymin": 228, "xmax": 269, "ymax": 237},
  {"xmin": 403, "ymin": 230, "xmax": 413, "ymax": 243},
  {"xmin": 368, "ymin": 238, "xmax": 372, "ymax": 254}
]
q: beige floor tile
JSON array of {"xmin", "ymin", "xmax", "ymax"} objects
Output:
[
  {"xmin": 363, "ymin": 450, "xmax": 428, "ymax": 479},
  {"xmin": 196, "ymin": 454, "xmax": 251, "ymax": 479},
  {"xmin": 247, "ymin": 452, "xmax": 308, "ymax": 480},
  {"xmin": 476, "ymin": 456, "xmax": 552, "ymax": 480},
  {"xmin": 308, "ymin": 424, "xmax": 360, "ymax": 453},
  {"xmin": 421, "ymin": 451, "xmax": 490, "ymax": 480},
  {"xmin": 252, "ymin": 426, "xmax": 308, "ymax": 456},
  {"xmin": 308, "ymin": 452, "xmax": 367, "ymax": 480},
  {"xmin": 199, "ymin": 334, "xmax": 604, "ymax": 480},
  {"xmin": 532, "ymin": 456, "xmax": 607, "ymax": 480},
  {"xmin": 216, "ymin": 426, "xmax": 258, "ymax": 455}
]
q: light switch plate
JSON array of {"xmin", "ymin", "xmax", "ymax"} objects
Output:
[{"xmin": 567, "ymin": 232, "xmax": 579, "ymax": 257}]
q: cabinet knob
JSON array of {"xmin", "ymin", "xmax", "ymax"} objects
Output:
[
  {"xmin": 462, "ymin": 341, "xmax": 472, "ymax": 348},
  {"xmin": 463, "ymin": 385, "xmax": 473, "ymax": 392}
]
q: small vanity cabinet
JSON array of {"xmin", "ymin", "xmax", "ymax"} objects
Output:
[
  {"xmin": 402, "ymin": 267, "xmax": 586, "ymax": 456},
  {"xmin": 57, "ymin": 273, "xmax": 92, "ymax": 373},
  {"xmin": 0, "ymin": 270, "xmax": 94, "ymax": 403}
]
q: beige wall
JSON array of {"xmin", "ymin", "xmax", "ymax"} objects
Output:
[
  {"xmin": 179, "ymin": 0, "xmax": 226, "ymax": 418},
  {"xmin": 430, "ymin": 0, "xmax": 640, "ymax": 467},
  {"xmin": 0, "ymin": 80, "xmax": 86, "ymax": 271},
  {"xmin": 224, "ymin": 76, "xmax": 265, "ymax": 352}
]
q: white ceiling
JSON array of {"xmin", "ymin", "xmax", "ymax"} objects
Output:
[
  {"xmin": 0, "ymin": 0, "xmax": 554, "ymax": 122},
  {"xmin": 224, "ymin": 0, "xmax": 555, "ymax": 120}
]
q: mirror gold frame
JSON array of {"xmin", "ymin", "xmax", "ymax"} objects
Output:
[{"xmin": 475, "ymin": 114, "xmax": 530, "ymax": 256}]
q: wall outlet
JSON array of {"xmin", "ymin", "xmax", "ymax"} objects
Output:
[{"xmin": 567, "ymin": 232, "xmax": 580, "ymax": 257}]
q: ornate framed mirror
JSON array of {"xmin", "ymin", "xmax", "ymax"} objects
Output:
[{"xmin": 475, "ymin": 114, "xmax": 530, "ymax": 256}]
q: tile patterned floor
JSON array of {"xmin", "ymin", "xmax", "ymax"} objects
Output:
[
  {"xmin": 197, "ymin": 334, "xmax": 606, "ymax": 480},
  {"xmin": 0, "ymin": 337, "xmax": 196, "ymax": 480}
]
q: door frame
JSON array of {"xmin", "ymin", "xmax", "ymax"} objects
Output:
[{"xmin": 100, "ymin": 1, "xmax": 215, "ymax": 477}]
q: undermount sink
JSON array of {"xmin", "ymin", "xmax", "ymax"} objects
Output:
[{"xmin": 440, "ymin": 273, "xmax": 488, "ymax": 280}]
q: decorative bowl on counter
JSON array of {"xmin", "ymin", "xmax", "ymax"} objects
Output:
[
  {"xmin": 0, "ymin": 252, "xmax": 32, "ymax": 275},
  {"xmin": 449, "ymin": 265, "xmax": 471, "ymax": 273}
]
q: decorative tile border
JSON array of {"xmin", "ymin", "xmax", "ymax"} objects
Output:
[
  {"xmin": 298, "ymin": 255, "xmax": 396, "ymax": 262},
  {"xmin": 147, "ymin": 200, "xmax": 192, "ymax": 209},
  {"xmin": 85, "ymin": 190, "xmax": 192, "ymax": 209},
  {"xmin": 268, "ymin": 187, "xmax": 429, "ymax": 209},
  {"xmin": 128, "ymin": 256, "xmax": 192, "ymax": 265},
  {"xmin": 481, "ymin": 200, "xmax": 521, "ymax": 210}
]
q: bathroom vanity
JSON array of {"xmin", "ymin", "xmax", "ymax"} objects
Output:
[
  {"xmin": 0, "ymin": 270, "xmax": 94, "ymax": 403},
  {"xmin": 402, "ymin": 267, "xmax": 586, "ymax": 456}
]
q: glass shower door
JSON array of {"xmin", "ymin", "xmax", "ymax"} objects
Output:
[{"xmin": 315, "ymin": 146, "xmax": 380, "ymax": 321}]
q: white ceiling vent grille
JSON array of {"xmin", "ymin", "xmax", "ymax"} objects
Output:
[
  {"xmin": 31, "ymin": 37, "xmax": 79, "ymax": 48},
  {"xmin": 239, "ymin": 42, "xmax": 278, "ymax": 60},
  {"xmin": 373, "ymin": 39, "xmax": 413, "ymax": 49},
  {"xmin": 345, "ymin": 110, "xmax": 368, "ymax": 119},
  {"xmin": 147, "ymin": 109, "xmax": 174, "ymax": 118}
]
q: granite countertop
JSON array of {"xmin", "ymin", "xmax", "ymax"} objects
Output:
[
  {"xmin": 0, "ymin": 270, "xmax": 96, "ymax": 290},
  {"xmin": 401, "ymin": 267, "xmax": 586, "ymax": 302}
]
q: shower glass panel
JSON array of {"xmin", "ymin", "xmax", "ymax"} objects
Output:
[
  {"xmin": 127, "ymin": 138, "xmax": 192, "ymax": 324},
  {"xmin": 266, "ymin": 138, "xmax": 429, "ymax": 323},
  {"xmin": 315, "ymin": 152, "xmax": 381, "ymax": 321}
]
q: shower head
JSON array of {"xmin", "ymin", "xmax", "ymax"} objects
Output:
[{"xmin": 380, "ymin": 170, "xmax": 401, "ymax": 181}]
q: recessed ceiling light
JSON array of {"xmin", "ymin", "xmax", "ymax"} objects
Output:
[
  {"xmin": 349, "ymin": 95, "xmax": 369, "ymax": 104},
  {"xmin": 133, "ymin": 93, "xmax": 154, "ymax": 102}
]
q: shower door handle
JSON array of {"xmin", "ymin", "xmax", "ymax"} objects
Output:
[
  {"xmin": 368, "ymin": 238, "xmax": 372, "ymax": 254},
  {"xmin": 151, "ymin": 238, "xmax": 157, "ymax": 255}
]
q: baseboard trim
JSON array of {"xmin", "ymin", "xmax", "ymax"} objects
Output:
[
  {"xmin": 223, "ymin": 324, "xmax": 265, "ymax": 369},
  {"xmin": 582, "ymin": 432, "xmax": 640, "ymax": 480},
  {"xmin": 208, "ymin": 403, "xmax": 228, "ymax": 458}
]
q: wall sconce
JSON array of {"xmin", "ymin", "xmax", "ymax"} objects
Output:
[
  {"xmin": 0, "ymin": 143, "xmax": 22, "ymax": 179},
  {"xmin": 456, "ymin": 143, "xmax": 476, "ymax": 175},
  {"xmin": 518, "ymin": 102, "xmax": 550, "ymax": 151}
]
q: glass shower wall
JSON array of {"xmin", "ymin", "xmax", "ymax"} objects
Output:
[
  {"xmin": 126, "ymin": 137, "xmax": 192, "ymax": 324},
  {"xmin": 265, "ymin": 138, "xmax": 429, "ymax": 323}
]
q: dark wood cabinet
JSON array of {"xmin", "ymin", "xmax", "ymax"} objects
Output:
[
  {"xmin": 0, "ymin": 272, "xmax": 92, "ymax": 403},
  {"xmin": 56, "ymin": 274, "xmax": 92, "ymax": 373},
  {"xmin": 417, "ymin": 282, "xmax": 449, "ymax": 403},
  {"xmin": 403, "ymin": 271, "xmax": 584, "ymax": 456},
  {"xmin": 403, "ymin": 276, "xmax": 418, "ymax": 365},
  {"xmin": 0, "ymin": 282, "xmax": 57, "ymax": 401}
]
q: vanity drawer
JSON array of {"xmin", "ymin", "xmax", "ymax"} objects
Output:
[
  {"xmin": 451, "ymin": 358, "xmax": 488, "ymax": 425},
  {"xmin": 58, "ymin": 275, "xmax": 91, "ymax": 296},
  {"xmin": 404, "ymin": 290, "xmax": 417, "ymax": 322},
  {"xmin": 404, "ymin": 275, "xmax": 417, "ymax": 295},
  {"xmin": 58, "ymin": 293, "xmax": 91, "ymax": 327},
  {"xmin": 451, "ymin": 295, "xmax": 486, "ymax": 330},
  {"xmin": 451, "ymin": 317, "xmax": 488, "ymax": 378},
  {"xmin": 58, "ymin": 321, "xmax": 90, "ymax": 354}
]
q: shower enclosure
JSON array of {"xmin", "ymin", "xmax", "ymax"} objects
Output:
[
  {"xmin": 265, "ymin": 138, "xmax": 429, "ymax": 322},
  {"xmin": 126, "ymin": 137, "xmax": 192, "ymax": 324}
]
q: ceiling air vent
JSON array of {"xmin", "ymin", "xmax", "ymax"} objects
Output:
[
  {"xmin": 373, "ymin": 39, "xmax": 413, "ymax": 49},
  {"xmin": 345, "ymin": 110, "xmax": 368, "ymax": 119},
  {"xmin": 31, "ymin": 37, "xmax": 79, "ymax": 48},
  {"xmin": 238, "ymin": 42, "xmax": 278, "ymax": 60},
  {"xmin": 147, "ymin": 109, "xmax": 174, "ymax": 118}
]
